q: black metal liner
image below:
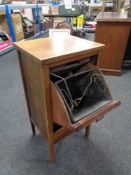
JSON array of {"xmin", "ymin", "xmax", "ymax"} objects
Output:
[{"xmin": 51, "ymin": 63, "xmax": 111, "ymax": 123}]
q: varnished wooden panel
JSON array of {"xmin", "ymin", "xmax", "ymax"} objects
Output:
[
  {"xmin": 19, "ymin": 52, "xmax": 49, "ymax": 138},
  {"xmin": 14, "ymin": 36, "xmax": 104, "ymax": 64},
  {"xmin": 95, "ymin": 22, "xmax": 131, "ymax": 75}
]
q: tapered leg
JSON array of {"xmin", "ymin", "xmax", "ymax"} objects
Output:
[
  {"xmin": 30, "ymin": 120, "xmax": 36, "ymax": 135},
  {"xmin": 48, "ymin": 141, "xmax": 55, "ymax": 161},
  {"xmin": 85, "ymin": 125, "xmax": 91, "ymax": 138}
]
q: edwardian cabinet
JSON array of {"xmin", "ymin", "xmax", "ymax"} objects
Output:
[
  {"xmin": 95, "ymin": 12, "xmax": 131, "ymax": 76},
  {"xmin": 14, "ymin": 36, "xmax": 120, "ymax": 160}
]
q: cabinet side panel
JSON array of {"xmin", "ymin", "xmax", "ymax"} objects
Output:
[
  {"xmin": 19, "ymin": 52, "xmax": 48, "ymax": 138},
  {"xmin": 95, "ymin": 22, "xmax": 130, "ymax": 71}
]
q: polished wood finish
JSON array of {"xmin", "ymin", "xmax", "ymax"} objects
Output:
[
  {"xmin": 95, "ymin": 12, "xmax": 131, "ymax": 76},
  {"xmin": 14, "ymin": 36, "xmax": 120, "ymax": 160},
  {"xmin": 14, "ymin": 36, "xmax": 104, "ymax": 64},
  {"xmin": 18, "ymin": 52, "xmax": 36, "ymax": 136}
]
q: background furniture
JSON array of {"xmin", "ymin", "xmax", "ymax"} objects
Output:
[
  {"xmin": 95, "ymin": 12, "xmax": 131, "ymax": 76},
  {"xmin": 123, "ymin": 30, "xmax": 131, "ymax": 66},
  {"xmin": 14, "ymin": 36, "xmax": 120, "ymax": 160},
  {"xmin": 87, "ymin": 2, "xmax": 113, "ymax": 18},
  {"xmin": 101, "ymin": 0, "xmax": 120, "ymax": 13}
]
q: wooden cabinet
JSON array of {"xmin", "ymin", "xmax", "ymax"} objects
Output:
[
  {"xmin": 14, "ymin": 36, "xmax": 120, "ymax": 160},
  {"xmin": 95, "ymin": 12, "xmax": 131, "ymax": 76}
]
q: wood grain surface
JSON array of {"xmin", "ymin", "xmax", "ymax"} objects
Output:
[{"xmin": 14, "ymin": 36, "xmax": 104, "ymax": 64}]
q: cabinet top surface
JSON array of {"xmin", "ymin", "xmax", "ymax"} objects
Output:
[
  {"xmin": 96, "ymin": 12, "xmax": 131, "ymax": 22},
  {"xmin": 14, "ymin": 36, "xmax": 104, "ymax": 64}
]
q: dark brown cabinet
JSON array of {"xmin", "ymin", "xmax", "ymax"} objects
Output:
[{"xmin": 95, "ymin": 12, "xmax": 131, "ymax": 76}]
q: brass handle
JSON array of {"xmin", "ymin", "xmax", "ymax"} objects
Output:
[{"xmin": 96, "ymin": 116, "xmax": 104, "ymax": 123}]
